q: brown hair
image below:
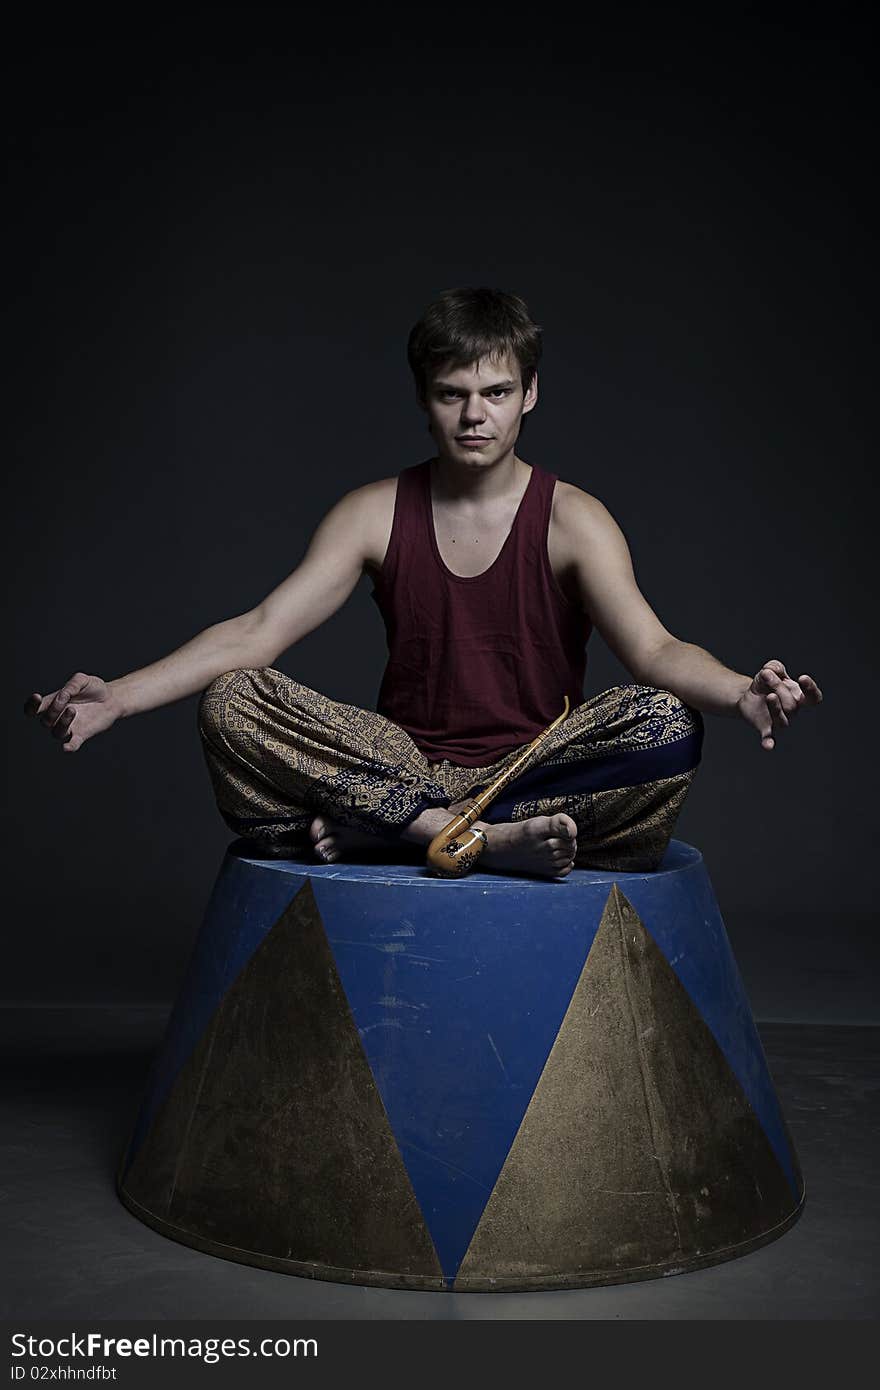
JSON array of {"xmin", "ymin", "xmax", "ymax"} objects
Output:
[{"xmin": 407, "ymin": 286, "xmax": 542, "ymax": 430}]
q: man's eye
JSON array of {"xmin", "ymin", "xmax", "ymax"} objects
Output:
[{"xmin": 439, "ymin": 389, "xmax": 510, "ymax": 399}]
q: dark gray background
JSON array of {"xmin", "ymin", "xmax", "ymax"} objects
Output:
[{"xmin": 6, "ymin": 26, "xmax": 872, "ymax": 1009}]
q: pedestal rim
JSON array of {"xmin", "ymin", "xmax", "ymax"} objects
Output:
[
  {"xmin": 116, "ymin": 1175, "xmax": 806, "ymax": 1293},
  {"xmin": 224, "ymin": 836, "xmax": 703, "ymax": 888}
]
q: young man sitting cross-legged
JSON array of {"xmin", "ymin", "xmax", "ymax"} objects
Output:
[{"xmin": 25, "ymin": 287, "xmax": 822, "ymax": 879}]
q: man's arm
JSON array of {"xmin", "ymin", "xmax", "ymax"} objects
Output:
[
  {"xmin": 25, "ymin": 482, "xmax": 380, "ymax": 752},
  {"xmin": 552, "ymin": 484, "xmax": 822, "ymax": 746}
]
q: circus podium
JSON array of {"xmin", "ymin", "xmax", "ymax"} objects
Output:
[{"xmin": 117, "ymin": 841, "xmax": 805, "ymax": 1291}]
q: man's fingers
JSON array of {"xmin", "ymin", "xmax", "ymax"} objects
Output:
[
  {"xmin": 750, "ymin": 701, "xmax": 775, "ymax": 749},
  {"xmin": 757, "ymin": 668, "xmax": 803, "ymax": 716},
  {"xmin": 63, "ymin": 672, "xmax": 93, "ymax": 697},
  {"xmin": 52, "ymin": 707, "xmax": 77, "ymax": 740},
  {"xmin": 747, "ymin": 661, "xmax": 821, "ymax": 750},
  {"xmin": 752, "ymin": 670, "xmax": 781, "ymax": 748},
  {"xmin": 41, "ymin": 694, "xmax": 69, "ymax": 729},
  {"xmin": 797, "ymin": 674, "xmax": 823, "ymax": 704},
  {"xmin": 25, "ymin": 691, "xmax": 61, "ymax": 718},
  {"xmin": 39, "ymin": 673, "xmax": 93, "ymax": 729},
  {"xmin": 756, "ymin": 666, "xmax": 784, "ymax": 690},
  {"xmin": 753, "ymin": 666, "xmax": 782, "ymax": 695},
  {"xmin": 766, "ymin": 693, "xmax": 789, "ymax": 729},
  {"xmin": 771, "ymin": 674, "xmax": 804, "ymax": 716},
  {"xmin": 761, "ymin": 658, "xmax": 790, "ymax": 680}
]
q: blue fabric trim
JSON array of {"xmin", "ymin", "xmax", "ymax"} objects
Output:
[{"xmin": 483, "ymin": 727, "xmax": 704, "ymax": 821}]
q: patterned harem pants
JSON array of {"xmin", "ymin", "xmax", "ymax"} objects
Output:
[{"xmin": 197, "ymin": 667, "xmax": 704, "ymax": 872}]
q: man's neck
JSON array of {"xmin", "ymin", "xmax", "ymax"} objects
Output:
[{"xmin": 430, "ymin": 449, "xmax": 531, "ymax": 507}]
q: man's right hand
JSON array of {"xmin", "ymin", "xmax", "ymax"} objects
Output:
[{"xmin": 24, "ymin": 673, "xmax": 123, "ymax": 753}]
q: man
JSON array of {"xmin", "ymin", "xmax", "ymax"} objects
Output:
[{"xmin": 25, "ymin": 287, "xmax": 822, "ymax": 879}]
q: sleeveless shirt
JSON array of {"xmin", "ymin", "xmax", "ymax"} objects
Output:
[{"xmin": 370, "ymin": 458, "xmax": 593, "ymax": 766}]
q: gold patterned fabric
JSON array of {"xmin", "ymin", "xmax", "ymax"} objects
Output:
[{"xmin": 198, "ymin": 669, "xmax": 703, "ymax": 872}]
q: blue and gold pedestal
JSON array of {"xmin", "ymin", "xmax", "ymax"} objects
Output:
[{"xmin": 117, "ymin": 841, "xmax": 804, "ymax": 1290}]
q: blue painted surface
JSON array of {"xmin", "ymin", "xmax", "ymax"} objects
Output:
[
  {"xmin": 125, "ymin": 848, "xmax": 685, "ymax": 1177},
  {"xmin": 123, "ymin": 840, "xmax": 799, "ymax": 1280},
  {"xmin": 309, "ymin": 871, "xmax": 610, "ymax": 1277}
]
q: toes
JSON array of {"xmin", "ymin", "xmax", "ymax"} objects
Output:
[
  {"xmin": 314, "ymin": 835, "xmax": 338, "ymax": 862},
  {"xmin": 547, "ymin": 820, "xmax": 577, "ymax": 876},
  {"xmin": 309, "ymin": 815, "xmax": 328, "ymax": 844}
]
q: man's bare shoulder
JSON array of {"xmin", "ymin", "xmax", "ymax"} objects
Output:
[
  {"xmin": 335, "ymin": 475, "xmax": 398, "ymax": 574},
  {"xmin": 550, "ymin": 479, "xmax": 617, "ymax": 546},
  {"xmin": 551, "ymin": 477, "xmax": 608, "ymax": 511},
  {"xmin": 547, "ymin": 480, "xmax": 630, "ymax": 607},
  {"xmin": 352, "ymin": 475, "xmax": 399, "ymax": 504}
]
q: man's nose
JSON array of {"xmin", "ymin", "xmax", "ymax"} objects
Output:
[{"xmin": 461, "ymin": 396, "xmax": 487, "ymax": 422}]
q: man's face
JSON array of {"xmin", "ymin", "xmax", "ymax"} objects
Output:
[{"xmin": 421, "ymin": 352, "xmax": 537, "ymax": 464}]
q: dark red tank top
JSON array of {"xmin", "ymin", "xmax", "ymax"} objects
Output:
[{"xmin": 370, "ymin": 458, "xmax": 592, "ymax": 766}]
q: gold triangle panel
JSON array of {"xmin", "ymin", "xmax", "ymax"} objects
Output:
[
  {"xmin": 120, "ymin": 878, "xmax": 443, "ymax": 1286},
  {"xmin": 455, "ymin": 884, "xmax": 799, "ymax": 1289}
]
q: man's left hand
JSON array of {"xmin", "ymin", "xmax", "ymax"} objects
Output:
[{"xmin": 736, "ymin": 659, "xmax": 823, "ymax": 750}]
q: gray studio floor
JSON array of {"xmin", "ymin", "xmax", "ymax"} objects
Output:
[{"xmin": 2, "ymin": 913, "xmax": 877, "ymax": 1321}]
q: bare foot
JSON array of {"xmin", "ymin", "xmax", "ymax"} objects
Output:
[
  {"xmin": 310, "ymin": 800, "xmax": 473, "ymax": 864},
  {"xmin": 478, "ymin": 813, "xmax": 578, "ymax": 879},
  {"xmin": 309, "ymin": 814, "xmax": 396, "ymax": 864},
  {"xmin": 309, "ymin": 807, "xmax": 578, "ymax": 879}
]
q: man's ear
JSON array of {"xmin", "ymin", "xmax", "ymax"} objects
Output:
[{"xmin": 522, "ymin": 370, "xmax": 539, "ymax": 414}]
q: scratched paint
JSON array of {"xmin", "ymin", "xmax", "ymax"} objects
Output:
[{"xmin": 486, "ymin": 1033, "xmax": 512, "ymax": 1086}]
